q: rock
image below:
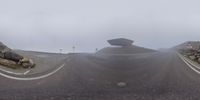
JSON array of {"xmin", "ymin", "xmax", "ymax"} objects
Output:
[
  {"xmin": 29, "ymin": 59, "xmax": 35, "ymax": 67},
  {"xmin": 189, "ymin": 55, "xmax": 196, "ymax": 60},
  {"xmin": 0, "ymin": 42, "xmax": 11, "ymax": 59},
  {"xmin": 4, "ymin": 51, "xmax": 23, "ymax": 62},
  {"xmin": 0, "ymin": 42, "xmax": 11, "ymax": 53},
  {"xmin": 20, "ymin": 58, "xmax": 35, "ymax": 68},
  {"xmin": 22, "ymin": 63, "xmax": 31, "ymax": 68},
  {"xmin": 0, "ymin": 42, "xmax": 36, "ymax": 69},
  {"xmin": 198, "ymin": 58, "xmax": 200, "ymax": 64},
  {"xmin": 0, "ymin": 42, "xmax": 23, "ymax": 62},
  {"xmin": 107, "ymin": 38, "xmax": 134, "ymax": 46},
  {"xmin": 19, "ymin": 58, "xmax": 30, "ymax": 63},
  {"xmin": 186, "ymin": 52, "xmax": 193, "ymax": 56},
  {"xmin": 0, "ymin": 52, "xmax": 4, "ymax": 58},
  {"xmin": 0, "ymin": 58, "xmax": 20, "ymax": 69},
  {"xmin": 196, "ymin": 55, "xmax": 200, "ymax": 59}
]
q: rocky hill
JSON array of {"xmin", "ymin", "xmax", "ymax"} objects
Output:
[
  {"xmin": 172, "ymin": 41, "xmax": 200, "ymax": 50},
  {"xmin": 96, "ymin": 45, "xmax": 156, "ymax": 54}
]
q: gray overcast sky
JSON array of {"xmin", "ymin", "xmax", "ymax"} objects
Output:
[{"xmin": 1, "ymin": 0, "xmax": 200, "ymax": 53}]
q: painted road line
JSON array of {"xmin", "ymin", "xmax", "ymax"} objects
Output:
[
  {"xmin": 182, "ymin": 56, "xmax": 200, "ymax": 69},
  {"xmin": 0, "ymin": 67, "xmax": 27, "ymax": 75},
  {"xmin": 0, "ymin": 56, "xmax": 69, "ymax": 76},
  {"xmin": 178, "ymin": 53, "xmax": 200, "ymax": 74},
  {"xmin": 177, "ymin": 53, "xmax": 200, "ymax": 69},
  {"xmin": 0, "ymin": 63, "xmax": 65, "ymax": 81},
  {"xmin": 23, "ymin": 70, "xmax": 31, "ymax": 75}
]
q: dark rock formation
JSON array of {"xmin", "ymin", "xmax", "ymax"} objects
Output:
[
  {"xmin": 97, "ymin": 38, "xmax": 155, "ymax": 54},
  {"xmin": 4, "ymin": 51, "xmax": 23, "ymax": 62},
  {"xmin": 107, "ymin": 38, "xmax": 134, "ymax": 46},
  {"xmin": 0, "ymin": 42, "xmax": 35, "ymax": 69}
]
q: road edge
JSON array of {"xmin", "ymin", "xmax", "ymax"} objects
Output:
[
  {"xmin": 177, "ymin": 52, "xmax": 200, "ymax": 74},
  {"xmin": 0, "ymin": 63, "xmax": 65, "ymax": 81}
]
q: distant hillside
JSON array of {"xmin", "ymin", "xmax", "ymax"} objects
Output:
[
  {"xmin": 172, "ymin": 41, "xmax": 200, "ymax": 50},
  {"xmin": 96, "ymin": 45, "xmax": 156, "ymax": 54}
]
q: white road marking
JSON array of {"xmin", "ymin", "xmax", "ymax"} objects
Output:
[
  {"xmin": 181, "ymin": 56, "xmax": 200, "ymax": 69},
  {"xmin": 0, "ymin": 63, "xmax": 65, "ymax": 81},
  {"xmin": 23, "ymin": 70, "xmax": 31, "ymax": 75},
  {"xmin": 177, "ymin": 53, "xmax": 200, "ymax": 74},
  {"xmin": 0, "ymin": 67, "xmax": 26, "ymax": 75}
]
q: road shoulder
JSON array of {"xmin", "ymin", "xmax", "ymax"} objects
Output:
[{"xmin": 177, "ymin": 53, "xmax": 200, "ymax": 74}]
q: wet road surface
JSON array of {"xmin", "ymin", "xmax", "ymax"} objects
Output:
[{"xmin": 0, "ymin": 51, "xmax": 200, "ymax": 100}]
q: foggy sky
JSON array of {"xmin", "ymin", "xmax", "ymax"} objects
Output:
[{"xmin": 1, "ymin": 0, "xmax": 200, "ymax": 53}]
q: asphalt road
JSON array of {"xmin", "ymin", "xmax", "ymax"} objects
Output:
[{"xmin": 0, "ymin": 51, "xmax": 200, "ymax": 100}]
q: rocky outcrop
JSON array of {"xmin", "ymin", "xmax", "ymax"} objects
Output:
[
  {"xmin": 4, "ymin": 51, "xmax": 24, "ymax": 62},
  {"xmin": 0, "ymin": 58, "xmax": 20, "ymax": 69},
  {"xmin": 96, "ymin": 38, "xmax": 156, "ymax": 54},
  {"xmin": 0, "ymin": 42, "xmax": 35, "ymax": 69},
  {"xmin": 172, "ymin": 41, "xmax": 200, "ymax": 51},
  {"xmin": 107, "ymin": 38, "xmax": 134, "ymax": 46},
  {"xmin": 179, "ymin": 49, "xmax": 200, "ymax": 64}
]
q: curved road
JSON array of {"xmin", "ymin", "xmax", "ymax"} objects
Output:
[{"xmin": 0, "ymin": 51, "xmax": 200, "ymax": 100}]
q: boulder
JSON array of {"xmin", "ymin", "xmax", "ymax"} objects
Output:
[
  {"xmin": 22, "ymin": 63, "xmax": 32, "ymax": 68},
  {"xmin": 0, "ymin": 42, "xmax": 36, "ymax": 69},
  {"xmin": 4, "ymin": 51, "xmax": 23, "ymax": 62},
  {"xmin": 0, "ymin": 58, "xmax": 20, "ymax": 69},
  {"xmin": 0, "ymin": 42, "xmax": 11, "ymax": 53},
  {"xmin": 19, "ymin": 58, "xmax": 29, "ymax": 63},
  {"xmin": 189, "ymin": 55, "xmax": 196, "ymax": 60},
  {"xmin": 19, "ymin": 58, "xmax": 35, "ymax": 68}
]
